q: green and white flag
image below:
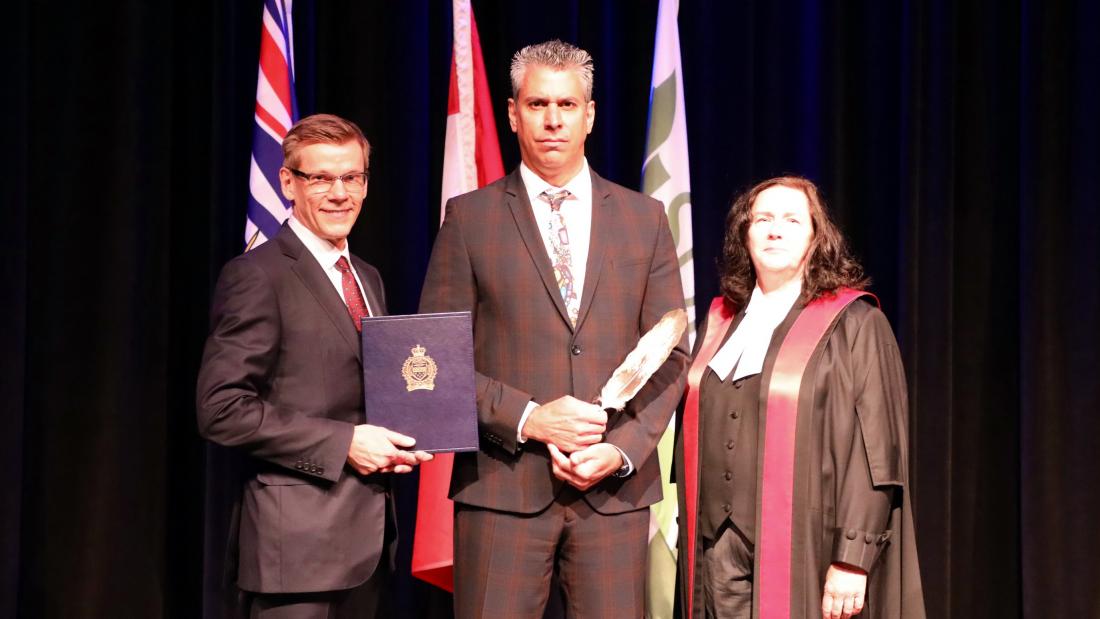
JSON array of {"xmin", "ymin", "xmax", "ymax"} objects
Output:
[{"xmin": 643, "ymin": 0, "xmax": 694, "ymax": 616}]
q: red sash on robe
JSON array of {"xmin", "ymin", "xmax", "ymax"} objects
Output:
[{"xmin": 682, "ymin": 288, "xmax": 874, "ymax": 618}]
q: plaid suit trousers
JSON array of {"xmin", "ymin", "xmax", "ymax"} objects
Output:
[{"xmin": 453, "ymin": 488, "xmax": 648, "ymax": 618}]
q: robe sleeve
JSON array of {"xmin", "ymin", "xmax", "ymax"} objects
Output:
[{"xmin": 832, "ymin": 305, "xmax": 907, "ymax": 572}]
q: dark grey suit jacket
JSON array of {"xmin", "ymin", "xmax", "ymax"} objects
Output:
[{"xmin": 197, "ymin": 223, "xmax": 388, "ymax": 593}]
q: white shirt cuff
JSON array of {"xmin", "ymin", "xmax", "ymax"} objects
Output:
[
  {"xmin": 517, "ymin": 400, "xmax": 538, "ymax": 443},
  {"xmin": 610, "ymin": 445, "xmax": 634, "ymax": 476}
]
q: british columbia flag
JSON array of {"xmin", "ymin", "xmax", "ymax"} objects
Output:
[{"xmin": 245, "ymin": 0, "xmax": 298, "ymax": 250}]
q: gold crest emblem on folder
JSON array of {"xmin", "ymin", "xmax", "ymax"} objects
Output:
[{"xmin": 401, "ymin": 344, "xmax": 438, "ymax": 391}]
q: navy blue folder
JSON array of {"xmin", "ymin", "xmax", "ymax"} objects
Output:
[{"xmin": 360, "ymin": 311, "xmax": 478, "ymax": 453}]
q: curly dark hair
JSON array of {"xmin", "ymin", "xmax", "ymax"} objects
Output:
[{"xmin": 718, "ymin": 176, "xmax": 868, "ymax": 309}]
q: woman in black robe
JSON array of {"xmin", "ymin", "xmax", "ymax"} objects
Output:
[{"xmin": 675, "ymin": 176, "xmax": 925, "ymax": 619}]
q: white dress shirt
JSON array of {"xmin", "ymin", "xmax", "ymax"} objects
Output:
[
  {"xmin": 519, "ymin": 158, "xmax": 594, "ymax": 300},
  {"xmin": 287, "ymin": 215, "xmax": 373, "ymax": 317}
]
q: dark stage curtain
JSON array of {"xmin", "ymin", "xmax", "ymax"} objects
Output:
[{"xmin": 3, "ymin": 1, "xmax": 1097, "ymax": 617}]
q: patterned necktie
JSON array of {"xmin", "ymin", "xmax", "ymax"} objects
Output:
[
  {"xmin": 334, "ymin": 256, "xmax": 370, "ymax": 332},
  {"xmin": 538, "ymin": 189, "xmax": 580, "ymax": 326}
]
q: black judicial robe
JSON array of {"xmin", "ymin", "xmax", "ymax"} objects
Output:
[{"xmin": 675, "ymin": 297, "xmax": 925, "ymax": 618}]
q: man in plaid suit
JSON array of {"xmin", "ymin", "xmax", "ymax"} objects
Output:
[{"xmin": 420, "ymin": 40, "xmax": 689, "ymax": 618}]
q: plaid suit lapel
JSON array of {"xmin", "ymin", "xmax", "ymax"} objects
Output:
[
  {"xmin": 573, "ymin": 171, "xmax": 610, "ymax": 332},
  {"xmin": 505, "ymin": 170, "xmax": 576, "ymax": 330}
]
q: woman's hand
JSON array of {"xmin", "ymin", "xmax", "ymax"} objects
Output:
[{"xmin": 821, "ymin": 562, "xmax": 867, "ymax": 619}]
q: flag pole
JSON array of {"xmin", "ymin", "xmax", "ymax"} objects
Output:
[
  {"xmin": 411, "ymin": 0, "xmax": 504, "ymax": 592},
  {"xmin": 642, "ymin": 0, "xmax": 695, "ymax": 616}
]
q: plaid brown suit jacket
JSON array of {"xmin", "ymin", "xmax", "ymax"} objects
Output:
[{"xmin": 420, "ymin": 168, "xmax": 690, "ymax": 515}]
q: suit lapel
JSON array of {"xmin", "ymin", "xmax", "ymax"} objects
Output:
[
  {"xmin": 504, "ymin": 170, "xmax": 574, "ymax": 329},
  {"xmin": 276, "ymin": 225, "xmax": 362, "ymax": 361},
  {"xmin": 353, "ymin": 260, "xmax": 386, "ymax": 318},
  {"xmin": 573, "ymin": 171, "xmax": 610, "ymax": 332}
]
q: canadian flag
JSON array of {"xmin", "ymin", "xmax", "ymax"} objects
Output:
[{"xmin": 411, "ymin": 0, "xmax": 503, "ymax": 592}]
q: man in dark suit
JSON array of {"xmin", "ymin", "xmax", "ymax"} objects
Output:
[
  {"xmin": 420, "ymin": 40, "xmax": 690, "ymax": 617},
  {"xmin": 197, "ymin": 113, "xmax": 431, "ymax": 619}
]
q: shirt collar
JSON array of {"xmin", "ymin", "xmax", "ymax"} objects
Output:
[
  {"xmin": 745, "ymin": 279, "xmax": 803, "ymax": 320},
  {"xmin": 287, "ymin": 215, "xmax": 353, "ymax": 270},
  {"xmin": 519, "ymin": 158, "xmax": 592, "ymax": 207}
]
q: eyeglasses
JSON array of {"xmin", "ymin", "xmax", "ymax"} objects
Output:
[{"xmin": 288, "ymin": 168, "xmax": 368, "ymax": 194}]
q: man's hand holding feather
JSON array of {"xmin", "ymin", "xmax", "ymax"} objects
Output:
[{"xmin": 521, "ymin": 395, "xmax": 607, "ymax": 453}]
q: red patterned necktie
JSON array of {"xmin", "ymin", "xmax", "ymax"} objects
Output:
[
  {"xmin": 334, "ymin": 256, "xmax": 370, "ymax": 331},
  {"xmin": 538, "ymin": 189, "xmax": 579, "ymax": 326}
]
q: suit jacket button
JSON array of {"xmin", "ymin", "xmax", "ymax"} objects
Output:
[
  {"xmin": 571, "ymin": 345, "xmax": 582, "ymax": 356},
  {"xmin": 295, "ymin": 462, "xmax": 304, "ymax": 470},
  {"xmin": 726, "ymin": 440, "xmax": 735, "ymax": 450},
  {"xmin": 722, "ymin": 503, "xmax": 731, "ymax": 513},
  {"xmin": 724, "ymin": 471, "xmax": 732, "ymax": 481},
  {"xmin": 865, "ymin": 533, "xmax": 875, "ymax": 544},
  {"xmin": 729, "ymin": 410, "xmax": 740, "ymax": 419},
  {"xmin": 846, "ymin": 529, "xmax": 858, "ymax": 540}
]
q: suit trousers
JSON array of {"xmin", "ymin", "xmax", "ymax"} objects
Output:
[
  {"xmin": 454, "ymin": 487, "xmax": 648, "ymax": 619},
  {"xmin": 246, "ymin": 566, "xmax": 390, "ymax": 619},
  {"xmin": 702, "ymin": 521, "xmax": 754, "ymax": 619}
]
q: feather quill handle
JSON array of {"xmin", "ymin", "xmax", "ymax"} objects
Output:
[{"xmin": 597, "ymin": 308, "xmax": 688, "ymax": 411}]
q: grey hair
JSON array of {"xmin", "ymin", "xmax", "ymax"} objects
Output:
[{"xmin": 509, "ymin": 39, "xmax": 595, "ymax": 101}]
